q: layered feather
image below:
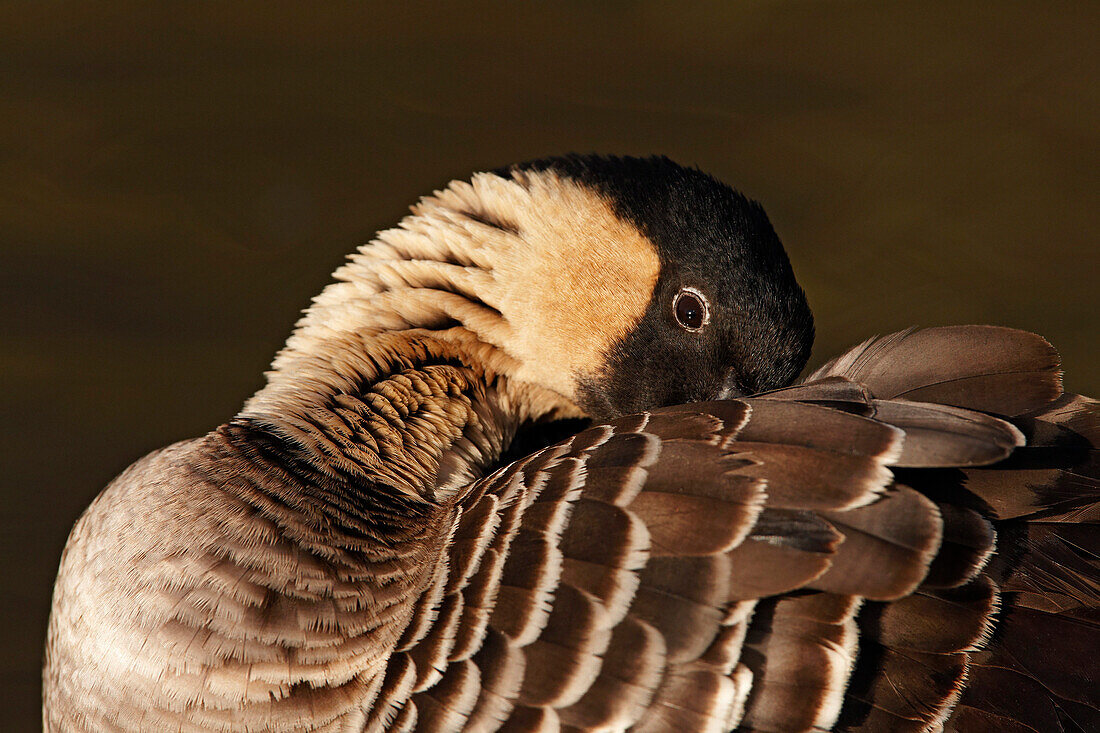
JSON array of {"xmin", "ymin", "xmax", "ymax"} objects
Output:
[
  {"xmin": 45, "ymin": 324, "xmax": 1097, "ymax": 732},
  {"xmin": 384, "ymin": 326, "xmax": 1096, "ymax": 733}
]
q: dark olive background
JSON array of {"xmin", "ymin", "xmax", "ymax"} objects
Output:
[{"xmin": 2, "ymin": 2, "xmax": 1096, "ymax": 726}]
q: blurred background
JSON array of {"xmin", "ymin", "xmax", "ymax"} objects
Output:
[{"xmin": 2, "ymin": 2, "xmax": 1096, "ymax": 726}]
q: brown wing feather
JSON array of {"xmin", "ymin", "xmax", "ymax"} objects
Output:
[
  {"xmin": 388, "ymin": 326, "xmax": 1094, "ymax": 733},
  {"xmin": 740, "ymin": 593, "xmax": 862, "ymax": 732},
  {"xmin": 806, "ymin": 325, "xmax": 1062, "ymax": 416}
]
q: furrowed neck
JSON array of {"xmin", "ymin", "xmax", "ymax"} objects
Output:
[{"xmin": 239, "ymin": 330, "xmax": 524, "ymax": 502}]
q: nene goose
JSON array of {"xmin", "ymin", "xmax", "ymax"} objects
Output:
[{"xmin": 45, "ymin": 155, "xmax": 1098, "ymax": 732}]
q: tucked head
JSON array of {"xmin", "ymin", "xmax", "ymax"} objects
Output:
[
  {"xmin": 500, "ymin": 155, "xmax": 814, "ymax": 419},
  {"xmin": 258, "ymin": 154, "xmax": 814, "ymax": 423}
]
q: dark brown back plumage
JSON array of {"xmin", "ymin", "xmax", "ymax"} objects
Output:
[{"xmin": 361, "ymin": 326, "xmax": 1098, "ymax": 732}]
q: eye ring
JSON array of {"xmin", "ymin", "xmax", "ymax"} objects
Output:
[{"xmin": 673, "ymin": 287, "xmax": 710, "ymax": 332}]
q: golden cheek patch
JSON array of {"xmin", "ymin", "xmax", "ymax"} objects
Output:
[
  {"xmin": 250, "ymin": 169, "xmax": 661, "ymax": 420},
  {"xmin": 483, "ymin": 173, "xmax": 662, "ymax": 399}
]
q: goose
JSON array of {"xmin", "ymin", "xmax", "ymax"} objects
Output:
[{"xmin": 44, "ymin": 155, "xmax": 1098, "ymax": 732}]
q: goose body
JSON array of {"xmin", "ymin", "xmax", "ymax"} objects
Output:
[{"xmin": 44, "ymin": 156, "xmax": 1098, "ymax": 732}]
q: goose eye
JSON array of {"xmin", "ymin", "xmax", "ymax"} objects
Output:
[{"xmin": 673, "ymin": 288, "xmax": 709, "ymax": 331}]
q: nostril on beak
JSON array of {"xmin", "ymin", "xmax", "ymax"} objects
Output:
[{"xmin": 715, "ymin": 368, "xmax": 744, "ymax": 400}]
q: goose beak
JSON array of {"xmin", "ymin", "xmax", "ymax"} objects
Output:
[{"xmin": 714, "ymin": 369, "xmax": 744, "ymax": 400}]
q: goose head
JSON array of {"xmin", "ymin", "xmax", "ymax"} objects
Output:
[{"xmin": 250, "ymin": 154, "xmax": 815, "ymax": 424}]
